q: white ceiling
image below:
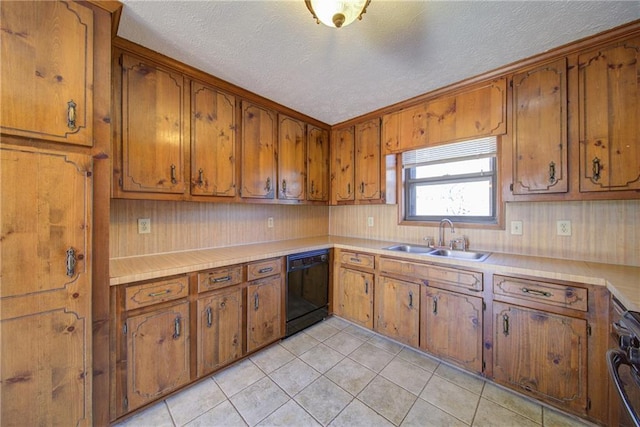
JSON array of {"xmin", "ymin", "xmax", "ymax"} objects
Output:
[{"xmin": 117, "ymin": 1, "xmax": 640, "ymax": 125}]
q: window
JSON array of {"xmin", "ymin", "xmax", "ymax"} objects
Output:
[{"xmin": 403, "ymin": 137, "xmax": 497, "ymax": 224}]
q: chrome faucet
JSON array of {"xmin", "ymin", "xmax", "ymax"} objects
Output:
[{"xmin": 438, "ymin": 219, "xmax": 455, "ymax": 248}]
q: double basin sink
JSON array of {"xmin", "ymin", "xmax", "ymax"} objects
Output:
[{"xmin": 383, "ymin": 244, "xmax": 491, "ymax": 262}]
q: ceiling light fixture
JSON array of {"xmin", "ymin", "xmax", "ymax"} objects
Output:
[{"xmin": 305, "ymin": 0, "xmax": 371, "ymax": 28}]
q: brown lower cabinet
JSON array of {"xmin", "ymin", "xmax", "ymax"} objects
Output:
[
  {"xmin": 334, "ymin": 250, "xmax": 375, "ymax": 329},
  {"xmin": 374, "ymin": 276, "xmax": 420, "ymax": 347},
  {"xmin": 247, "ymin": 274, "xmax": 283, "ymax": 353},
  {"xmin": 492, "ymin": 302, "xmax": 587, "ymax": 415}
]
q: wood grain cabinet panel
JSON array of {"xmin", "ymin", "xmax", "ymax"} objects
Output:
[
  {"xmin": 375, "ymin": 276, "xmax": 420, "ymax": 347},
  {"xmin": 0, "ymin": 1, "xmax": 94, "ymax": 146},
  {"xmin": 355, "ymin": 119, "xmax": 383, "ymax": 201},
  {"xmin": 421, "ymin": 287, "xmax": 483, "ymax": 373},
  {"xmin": 335, "ymin": 267, "xmax": 374, "ymax": 329},
  {"xmin": 425, "ymin": 78, "xmax": 506, "ymax": 146},
  {"xmin": 578, "ymin": 36, "xmax": 640, "ymax": 192},
  {"xmin": 512, "ymin": 59, "xmax": 568, "ymax": 194},
  {"xmin": 120, "ymin": 53, "xmax": 185, "ymax": 194},
  {"xmin": 247, "ymin": 275, "xmax": 282, "ymax": 352},
  {"xmin": 382, "ymin": 103, "xmax": 428, "ymax": 154},
  {"xmin": 331, "ymin": 126, "xmax": 356, "ymax": 203},
  {"xmin": 1, "ymin": 147, "xmax": 92, "ymax": 426},
  {"xmin": 241, "ymin": 101, "xmax": 277, "ymax": 199},
  {"xmin": 278, "ymin": 115, "xmax": 306, "ymax": 201},
  {"xmin": 307, "ymin": 125, "xmax": 330, "ymax": 201},
  {"xmin": 197, "ymin": 287, "xmax": 243, "ymax": 376},
  {"xmin": 191, "ymin": 82, "xmax": 238, "ymax": 198},
  {"xmin": 124, "ymin": 301, "xmax": 190, "ymax": 412},
  {"xmin": 493, "ymin": 302, "xmax": 587, "ymax": 415}
]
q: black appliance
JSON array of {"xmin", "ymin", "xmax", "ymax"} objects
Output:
[
  {"xmin": 608, "ymin": 301, "xmax": 640, "ymax": 427},
  {"xmin": 286, "ymin": 249, "xmax": 329, "ymax": 337}
]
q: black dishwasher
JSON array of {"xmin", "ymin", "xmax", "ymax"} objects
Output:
[{"xmin": 286, "ymin": 249, "xmax": 329, "ymax": 337}]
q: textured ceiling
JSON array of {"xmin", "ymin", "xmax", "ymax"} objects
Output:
[{"xmin": 117, "ymin": 1, "xmax": 640, "ymax": 125}]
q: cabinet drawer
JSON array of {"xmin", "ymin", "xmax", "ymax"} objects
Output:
[
  {"xmin": 247, "ymin": 258, "xmax": 282, "ymax": 281},
  {"xmin": 427, "ymin": 265, "xmax": 483, "ymax": 292},
  {"xmin": 493, "ymin": 275, "xmax": 588, "ymax": 311},
  {"xmin": 198, "ymin": 266, "xmax": 243, "ymax": 293},
  {"xmin": 124, "ymin": 276, "xmax": 188, "ymax": 311},
  {"xmin": 339, "ymin": 251, "xmax": 375, "ymax": 269},
  {"xmin": 379, "ymin": 257, "xmax": 430, "ymax": 279}
]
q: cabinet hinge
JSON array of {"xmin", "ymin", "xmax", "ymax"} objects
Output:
[
  {"xmin": 587, "ymin": 324, "xmax": 592, "ymax": 336},
  {"xmin": 123, "ymin": 396, "xmax": 128, "ymax": 411},
  {"xmin": 586, "ymin": 397, "xmax": 591, "ymax": 411},
  {"xmin": 119, "ymin": 177, "xmax": 123, "ymax": 187},
  {"xmin": 123, "ymin": 323, "xmax": 128, "ymax": 335},
  {"xmin": 509, "ymin": 79, "xmax": 513, "ymax": 88},
  {"xmin": 509, "ymin": 183, "xmax": 514, "ymax": 192},
  {"xmin": 482, "ymin": 361, "xmax": 486, "ymax": 371},
  {"xmin": 482, "ymin": 301, "xmax": 486, "ymax": 311},
  {"xmin": 119, "ymin": 55, "xmax": 123, "ymax": 67}
]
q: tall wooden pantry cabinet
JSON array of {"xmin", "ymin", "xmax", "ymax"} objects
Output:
[{"xmin": 0, "ymin": 1, "xmax": 117, "ymax": 425}]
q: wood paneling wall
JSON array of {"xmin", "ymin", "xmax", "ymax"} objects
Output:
[
  {"xmin": 110, "ymin": 200, "xmax": 329, "ymax": 258},
  {"xmin": 329, "ymin": 201, "xmax": 640, "ymax": 267}
]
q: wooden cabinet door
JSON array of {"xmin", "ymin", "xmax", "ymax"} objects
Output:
[
  {"xmin": 578, "ymin": 37, "xmax": 640, "ymax": 192},
  {"xmin": 125, "ymin": 301, "xmax": 190, "ymax": 412},
  {"xmin": 278, "ymin": 115, "xmax": 306, "ymax": 200},
  {"xmin": 512, "ymin": 59, "xmax": 568, "ymax": 194},
  {"xmin": 375, "ymin": 276, "xmax": 420, "ymax": 347},
  {"xmin": 335, "ymin": 267, "xmax": 374, "ymax": 329},
  {"xmin": 120, "ymin": 53, "xmax": 185, "ymax": 194},
  {"xmin": 241, "ymin": 101, "xmax": 277, "ymax": 199},
  {"xmin": 382, "ymin": 103, "xmax": 428, "ymax": 154},
  {"xmin": 421, "ymin": 287, "xmax": 483, "ymax": 373},
  {"xmin": 493, "ymin": 302, "xmax": 587, "ymax": 415},
  {"xmin": 1, "ymin": 1, "xmax": 93, "ymax": 146},
  {"xmin": 191, "ymin": 81, "xmax": 237, "ymax": 197},
  {"xmin": 331, "ymin": 126, "xmax": 355, "ymax": 203},
  {"xmin": 355, "ymin": 119, "xmax": 382, "ymax": 201},
  {"xmin": 247, "ymin": 275, "xmax": 282, "ymax": 352},
  {"xmin": 307, "ymin": 125, "xmax": 330, "ymax": 201},
  {"xmin": 197, "ymin": 287, "xmax": 243, "ymax": 376},
  {"xmin": 1, "ymin": 147, "xmax": 92, "ymax": 426},
  {"xmin": 426, "ymin": 78, "xmax": 506, "ymax": 145}
]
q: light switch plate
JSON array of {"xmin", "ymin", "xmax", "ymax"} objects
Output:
[
  {"xmin": 138, "ymin": 218, "xmax": 151, "ymax": 234},
  {"xmin": 510, "ymin": 220, "xmax": 523, "ymax": 235},
  {"xmin": 367, "ymin": 217, "xmax": 374, "ymax": 227},
  {"xmin": 267, "ymin": 217, "xmax": 274, "ymax": 228},
  {"xmin": 557, "ymin": 220, "xmax": 572, "ymax": 236}
]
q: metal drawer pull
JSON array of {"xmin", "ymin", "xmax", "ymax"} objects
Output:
[
  {"xmin": 310, "ymin": 181, "xmax": 315, "ymax": 194},
  {"xmin": 364, "ymin": 281, "xmax": 369, "ymax": 294},
  {"xmin": 521, "ymin": 287, "xmax": 552, "ymax": 298},
  {"xmin": 265, "ymin": 177, "xmax": 271, "ymax": 192},
  {"xmin": 502, "ymin": 314, "xmax": 509, "ymax": 336},
  {"xmin": 170, "ymin": 164, "xmax": 177, "ymax": 184},
  {"xmin": 360, "ymin": 182, "xmax": 365, "ymax": 194},
  {"xmin": 592, "ymin": 157, "xmax": 601, "ymax": 182},
  {"xmin": 66, "ymin": 247, "xmax": 76, "ymax": 277},
  {"xmin": 197, "ymin": 168, "xmax": 204, "ymax": 186},
  {"xmin": 206, "ymin": 307, "xmax": 212, "ymax": 328},
  {"xmin": 282, "ymin": 179, "xmax": 287, "ymax": 194},
  {"xmin": 432, "ymin": 296, "xmax": 438, "ymax": 315},
  {"xmin": 350, "ymin": 257, "xmax": 361, "ymax": 263},
  {"xmin": 67, "ymin": 100, "xmax": 77, "ymax": 129},
  {"xmin": 173, "ymin": 317, "xmax": 181, "ymax": 339},
  {"xmin": 148, "ymin": 289, "xmax": 172, "ymax": 297},
  {"xmin": 548, "ymin": 161, "xmax": 556, "ymax": 183},
  {"xmin": 211, "ymin": 275, "xmax": 231, "ymax": 284},
  {"xmin": 347, "ymin": 183, "xmax": 351, "ymax": 194},
  {"xmin": 258, "ymin": 267, "xmax": 273, "ymax": 274},
  {"xmin": 408, "ymin": 291, "xmax": 413, "ymax": 309},
  {"xmin": 254, "ymin": 293, "xmax": 259, "ymax": 310}
]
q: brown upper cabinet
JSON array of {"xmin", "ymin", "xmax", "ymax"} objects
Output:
[
  {"xmin": 382, "ymin": 103, "xmax": 428, "ymax": 154},
  {"xmin": 355, "ymin": 119, "xmax": 384, "ymax": 202},
  {"xmin": 1, "ymin": 1, "xmax": 94, "ymax": 146},
  {"xmin": 578, "ymin": 36, "xmax": 640, "ymax": 192},
  {"xmin": 191, "ymin": 81, "xmax": 238, "ymax": 198},
  {"xmin": 241, "ymin": 101, "xmax": 277, "ymax": 199},
  {"xmin": 307, "ymin": 125, "xmax": 330, "ymax": 202},
  {"xmin": 331, "ymin": 126, "xmax": 356, "ymax": 203},
  {"xmin": 118, "ymin": 53, "xmax": 186, "ymax": 194},
  {"xmin": 277, "ymin": 115, "xmax": 306, "ymax": 201},
  {"xmin": 511, "ymin": 59, "xmax": 568, "ymax": 195}
]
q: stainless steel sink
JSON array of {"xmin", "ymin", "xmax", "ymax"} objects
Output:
[
  {"xmin": 384, "ymin": 244, "xmax": 490, "ymax": 262},
  {"xmin": 427, "ymin": 248, "xmax": 491, "ymax": 262},
  {"xmin": 383, "ymin": 244, "xmax": 434, "ymax": 254}
]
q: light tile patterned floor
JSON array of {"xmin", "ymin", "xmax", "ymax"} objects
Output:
[{"xmin": 114, "ymin": 316, "xmax": 593, "ymax": 427}]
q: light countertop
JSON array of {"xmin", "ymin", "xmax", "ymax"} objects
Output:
[{"xmin": 110, "ymin": 236, "xmax": 640, "ymax": 311}]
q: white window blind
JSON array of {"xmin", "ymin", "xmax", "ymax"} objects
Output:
[{"xmin": 402, "ymin": 136, "xmax": 497, "ymax": 167}]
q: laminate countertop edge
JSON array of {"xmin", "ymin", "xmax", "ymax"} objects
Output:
[{"xmin": 110, "ymin": 236, "xmax": 640, "ymax": 311}]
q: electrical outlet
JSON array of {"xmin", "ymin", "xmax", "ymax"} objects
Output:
[
  {"xmin": 557, "ymin": 220, "xmax": 572, "ymax": 236},
  {"xmin": 138, "ymin": 218, "xmax": 151, "ymax": 234},
  {"xmin": 267, "ymin": 217, "xmax": 274, "ymax": 228},
  {"xmin": 367, "ymin": 217, "xmax": 374, "ymax": 227},
  {"xmin": 510, "ymin": 220, "xmax": 523, "ymax": 235}
]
